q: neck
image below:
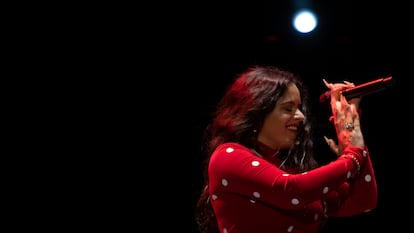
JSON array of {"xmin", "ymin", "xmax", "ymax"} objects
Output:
[{"xmin": 254, "ymin": 141, "xmax": 280, "ymax": 158}]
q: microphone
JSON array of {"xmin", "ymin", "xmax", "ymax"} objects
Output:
[{"xmin": 320, "ymin": 76, "xmax": 395, "ymax": 103}]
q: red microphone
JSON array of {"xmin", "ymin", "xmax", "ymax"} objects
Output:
[{"xmin": 320, "ymin": 77, "xmax": 395, "ymax": 103}]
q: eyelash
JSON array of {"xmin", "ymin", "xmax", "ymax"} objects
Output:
[
  {"xmin": 284, "ymin": 107, "xmax": 296, "ymax": 113},
  {"xmin": 285, "ymin": 105, "xmax": 302, "ymax": 113}
]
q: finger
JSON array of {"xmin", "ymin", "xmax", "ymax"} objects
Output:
[
  {"xmin": 324, "ymin": 136, "xmax": 339, "ymax": 155},
  {"xmin": 351, "ymin": 104, "xmax": 361, "ymax": 127},
  {"xmin": 343, "ymin": 80, "xmax": 355, "ymax": 87},
  {"xmin": 353, "ymin": 115, "xmax": 361, "ymax": 129},
  {"xmin": 323, "ymin": 79, "xmax": 332, "ymax": 89},
  {"xmin": 348, "ymin": 97, "xmax": 361, "ymax": 109},
  {"xmin": 333, "ymin": 98, "xmax": 345, "ymax": 119},
  {"xmin": 324, "ymin": 135, "xmax": 330, "ymax": 144},
  {"xmin": 331, "ymin": 84, "xmax": 350, "ymax": 103},
  {"xmin": 344, "ymin": 105, "xmax": 354, "ymax": 131}
]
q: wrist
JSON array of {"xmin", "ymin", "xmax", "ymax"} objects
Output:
[
  {"xmin": 341, "ymin": 153, "xmax": 361, "ymax": 174},
  {"xmin": 341, "ymin": 146, "xmax": 368, "ymax": 172}
]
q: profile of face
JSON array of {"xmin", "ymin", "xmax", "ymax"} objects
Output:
[{"xmin": 257, "ymin": 83, "xmax": 305, "ymax": 150}]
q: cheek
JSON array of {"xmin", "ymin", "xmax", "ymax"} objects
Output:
[
  {"xmin": 273, "ymin": 122, "xmax": 286, "ymax": 132},
  {"xmin": 267, "ymin": 114, "xmax": 288, "ymax": 130},
  {"xmin": 268, "ymin": 120, "xmax": 287, "ymax": 139},
  {"xmin": 261, "ymin": 112, "xmax": 289, "ymax": 135}
]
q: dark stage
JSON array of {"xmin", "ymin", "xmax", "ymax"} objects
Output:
[{"xmin": 185, "ymin": 1, "xmax": 409, "ymax": 233}]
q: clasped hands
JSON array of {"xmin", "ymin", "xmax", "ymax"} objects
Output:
[{"xmin": 322, "ymin": 79, "xmax": 365, "ymax": 155}]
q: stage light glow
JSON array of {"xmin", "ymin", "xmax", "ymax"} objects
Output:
[{"xmin": 293, "ymin": 10, "xmax": 317, "ymax": 34}]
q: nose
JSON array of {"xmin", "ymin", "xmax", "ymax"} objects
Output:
[{"xmin": 294, "ymin": 109, "xmax": 305, "ymax": 121}]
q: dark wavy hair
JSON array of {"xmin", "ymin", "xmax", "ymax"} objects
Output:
[{"xmin": 195, "ymin": 65, "xmax": 319, "ymax": 233}]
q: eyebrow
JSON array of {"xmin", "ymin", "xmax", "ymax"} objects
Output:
[{"xmin": 279, "ymin": 100, "xmax": 301, "ymax": 106}]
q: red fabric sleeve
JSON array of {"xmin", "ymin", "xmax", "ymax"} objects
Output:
[{"xmin": 209, "ymin": 143, "xmax": 377, "ymax": 213}]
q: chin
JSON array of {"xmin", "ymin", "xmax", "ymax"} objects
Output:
[{"xmin": 284, "ymin": 140, "xmax": 296, "ymax": 148}]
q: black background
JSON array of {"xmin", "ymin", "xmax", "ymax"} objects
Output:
[
  {"xmin": 182, "ymin": 1, "xmax": 409, "ymax": 233},
  {"xmin": 86, "ymin": 1, "xmax": 410, "ymax": 232},
  {"xmin": 13, "ymin": 2, "xmax": 410, "ymax": 232}
]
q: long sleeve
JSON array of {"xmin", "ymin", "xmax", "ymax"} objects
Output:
[
  {"xmin": 325, "ymin": 147, "xmax": 377, "ymax": 216},
  {"xmin": 208, "ymin": 142, "xmax": 377, "ymax": 233}
]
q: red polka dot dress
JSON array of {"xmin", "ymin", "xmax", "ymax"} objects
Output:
[{"xmin": 208, "ymin": 142, "xmax": 377, "ymax": 233}]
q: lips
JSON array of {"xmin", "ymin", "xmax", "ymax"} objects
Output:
[{"xmin": 287, "ymin": 125, "xmax": 298, "ymax": 131}]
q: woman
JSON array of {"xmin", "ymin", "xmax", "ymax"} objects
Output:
[{"xmin": 195, "ymin": 65, "xmax": 377, "ymax": 233}]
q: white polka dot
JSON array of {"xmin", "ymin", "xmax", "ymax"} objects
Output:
[
  {"xmin": 212, "ymin": 194, "xmax": 218, "ymax": 200},
  {"xmin": 291, "ymin": 198, "xmax": 299, "ymax": 205},
  {"xmin": 363, "ymin": 150, "xmax": 367, "ymax": 157},
  {"xmin": 223, "ymin": 227, "xmax": 228, "ymax": 233},
  {"xmin": 250, "ymin": 199, "xmax": 256, "ymax": 203},
  {"xmin": 226, "ymin": 147, "xmax": 234, "ymax": 153},
  {"xmin": 346, "ymin": 171, "xmax": 351, "ymax": 178},
  {"xmin": 365, "ymin": 174, "xmax": 372, "ymax": 182},
  {"xmin": 222, "ymin": 179, "xmax": 228, "ymax": 186},
  {"xmin": 282, "ymin": 174, "xmax": 289, "ymax": 176},
  {"xmin": 323, "ymin": 186, "xmax": 329, "ymax": 194},
  {"xmin": 253, "ymin": 191, "xmax": 261, "ymax": 198},
  {"xmin": 287, "ymin": 225, "xmax": 294, "ymax": 232},
  {"xmin": 301, "ymin": 172, "xmax": 308, "ymax": 175},
  {"xmin": 314, "ymin": 213, "xmax": 319, "ymax": 220},
  {"xmin": 252, "ymin": 161, "xmax": 260, "ymax": 166}
]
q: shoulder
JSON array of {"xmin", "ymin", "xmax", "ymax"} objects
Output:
[
  {"xmin": 211, "ymin": 143, "xmax": 254, "ymax": 162},
  {"xmin": 215, "ymin": 142, "xmax": 251, "ymax": 154},
  {"xmin": 209, "ymin": 142, "xmax": 257, "ymax": 171}
]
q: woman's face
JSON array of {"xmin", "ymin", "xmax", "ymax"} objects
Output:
[{"xmin": 257, "ymin": 83, "xmax": 305, "ymax": 150}]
